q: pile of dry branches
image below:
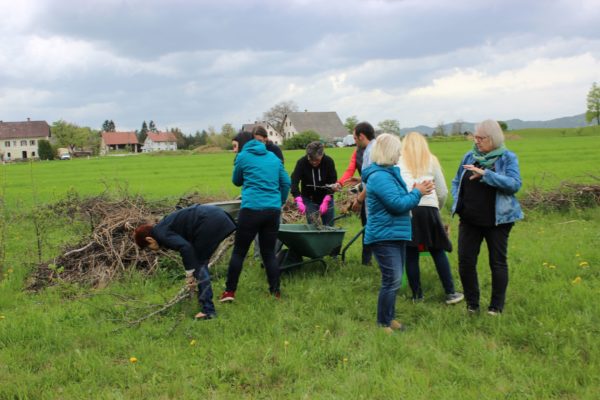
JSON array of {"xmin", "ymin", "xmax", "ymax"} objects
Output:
[
  {"xmin": 27, "ymin": 195, "xmax": 169, "ymax": 291},
  {"xmin": 521, "ymin": 177, "xmax": 600, "ymax": 211},
  {"xmin": 27, "ymin": 187, "xmax": 360, "ymax": 291}
]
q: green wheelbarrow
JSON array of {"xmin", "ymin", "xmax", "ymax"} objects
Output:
[
  {"xmin": 276, "ymin": 224, "xmax": 346, "ymax": 270},
  {"xmin": 206, "ymin": 200, "xmax": 242, "ymax": 221}
]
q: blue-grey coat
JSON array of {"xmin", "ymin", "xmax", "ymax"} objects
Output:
[
  {"xmin": 451, "ymin": 150, "xmax": 524, "ymax": 225},
  {"xmin": 362, "ymin": 164, "xmax": 422, "ymax": 245}
]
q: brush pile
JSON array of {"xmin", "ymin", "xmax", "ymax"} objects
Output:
[
  {"xmin": 521, "ymin": 176, "xmax": 600, "ymax": 211},
  {"xmin": 28, "ymin": 190, "xmax": 360, "ymax": 290}
]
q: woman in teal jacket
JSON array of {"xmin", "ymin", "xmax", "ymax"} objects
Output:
[
  {"xmin": 221, "ymin": 127, "xmax": 291, "ymax": 302},
  {"xmin": 451, "ymin": 119, "xmax": 523, "ymax": 315},
  {"xmin": 362, "ymin": 134, "xmax": 433, "ymax": 333}
]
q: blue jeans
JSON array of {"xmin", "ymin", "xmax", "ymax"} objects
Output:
[
  {"xmin": 304, "ymin": 197, "xmax": 334, "ymax": 226},
  {"xmin": 371, "ymin": 241, "xmax": 406, "ymax": 327},
  {"xmin": 194, "ymin": 265, "xmax": 216, "ymax": 316},
  {"xmin": 406, "ymin": 246, "xmax": 455, "ymax": 299}
]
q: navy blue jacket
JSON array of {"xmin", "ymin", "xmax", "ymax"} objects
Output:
[{"xmin": 151, "ymin": 205, "xmax": 236, "ymax": 271}]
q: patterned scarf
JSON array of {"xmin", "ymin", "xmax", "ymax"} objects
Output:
[{"xmin": 472, "ymin": 144, "xmax": 507, "ymax": 169}]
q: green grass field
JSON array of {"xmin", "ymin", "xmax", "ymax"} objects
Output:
[{"xmin": 1, "ymin": 131, "xmax": 599, "ymax": 399}]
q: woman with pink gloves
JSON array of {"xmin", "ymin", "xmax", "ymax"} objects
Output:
[{"xmin": 290, "ymin": 141, "xmax": 339, "ymax": 226}]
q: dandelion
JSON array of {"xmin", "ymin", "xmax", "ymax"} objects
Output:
[
  {"xmin": 549, "ymin": 265, "xmax": 556, "ymax": 269},
  {"xmin": 542, "ymin": 262, "xmax": 548, "ymax": 267},
  {"xmin": 7, "ymin": 268, "xmax": 13, "ymax": 274},
  {"xmin": 343, "ymin": 357, "xmax": 348, "ymax": 363},
  {"xmin": 579, "ymin": 261, "xmax": 589, "ymax": 268},
  {"xmin": 0, "ymin": 315, "xmax": 5, "ymax": 320},
  {"xmin": 575, "ymin": 253, "xmax": 580, "ymax": 257},
  {"xmin": 572, "ymin": 276, "xmax": 582, "ymax": 285},
  {"xmin": 284, "ymin": 340, "xmax": 289, "ymax": 347},
  {"xmin": 129, "ymin": 357, "xmax": 138, "ymax": 364},
  {"xmin": 189, "ymin": 340, "xmax": 197, "ymax": 346}
]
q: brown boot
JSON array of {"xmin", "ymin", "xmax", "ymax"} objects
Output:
[{"xmin": 390, "ymin": 320, "xmax": 405, "ymax": 331}]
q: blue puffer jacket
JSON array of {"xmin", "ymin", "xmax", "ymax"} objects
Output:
[
  {"xmin": 233, "ymin": 139, "xmax": 291, "ymax": 210},
  {"xmin": 451, "ymin": 150, "xmax": 524, "ymax": 225},
  {"xmin": 362, "ymin": 164, "xmax": 422, "ymax": 245}
]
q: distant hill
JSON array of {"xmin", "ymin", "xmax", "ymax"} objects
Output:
[{"xmin": 400, "ymin": 113, "xmax": 591, "ymax": 136}]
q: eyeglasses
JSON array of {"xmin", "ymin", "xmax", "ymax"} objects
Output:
[{"xmin": 473, "ymin": 135, "xmax": 488, "ymax": 142}]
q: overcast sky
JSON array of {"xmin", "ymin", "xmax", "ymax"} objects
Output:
[{"xmin": 2, "ymin": 0, "xmax": 599, "ymax": 133}]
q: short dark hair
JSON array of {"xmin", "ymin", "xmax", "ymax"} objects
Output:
[
  {"xmin": 252, "ymin": 126, "xmax": 268, "ymax": 137},
  {"xmin": 306, "ymin": 141, "xmax": 324, "ymax": 159},
  {"xmin": 355, "ymin": 121, "xmax": 375, "ymax": 140},
  {"xmin": 133, "ymin": 224, "xmax": 154, "ymax": 248}
]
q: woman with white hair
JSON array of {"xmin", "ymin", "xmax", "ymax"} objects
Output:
[
  {"xmin": 399, "ymin": 132, "xmax": 463, "ymax": 305},
  {"xmin": 451, "ymin": 119, "xmax": 524, "ymax": 315},
  {"xmin": 362, "ymin": 133, "xmax": 434, "ymax": 333}
]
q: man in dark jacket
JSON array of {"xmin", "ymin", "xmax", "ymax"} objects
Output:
[
  {"xmin": 134, "ymin": 204, "xmax": 236, "ymax": 320},
  {"xmin": 291, "ymin": 141, "xmax": 338, "ymax": 226}
]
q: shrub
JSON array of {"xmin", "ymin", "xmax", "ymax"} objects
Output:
[{"xmin": 283, "ymin": 130, "xmax": 321, "ymax": 150}]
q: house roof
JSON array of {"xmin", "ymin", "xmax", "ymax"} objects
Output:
[
  {"xmin": 0, "ymin": 120, "xmax": 51, "ymax": 139},
  {"xmin": 146, "ymin": 132, "xmax": 177, "ymax": 142},
  {"xmin": 101, "ymin": 132, "xmax": 139, "ymax": 145},
  {"xmin": 285, "ymin": 112, "xmax": 348, "ymax": 140}
]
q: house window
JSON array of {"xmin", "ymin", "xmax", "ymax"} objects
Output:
[
  {"xmin": 20, "ymin": 140, "xmax": 27, "ymax": 146},
  {"xmin": 4, "ymin": 141, "xmax": 9, "ymax": 147},
  {"xmin": 13, "ymin": 141, "xmax": 16, "ymax": 146},
  {"xmin": 30, "ymin": 140, "xmax": 36, "ymax": 145},
  {"xmin": 32, "ymin": 151, "xmax": 36, "ymax": 157}
]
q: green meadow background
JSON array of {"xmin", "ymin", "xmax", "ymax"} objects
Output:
[{"xmin": 0, "ymin": 127, "xmax": 599, "ymax": 399}]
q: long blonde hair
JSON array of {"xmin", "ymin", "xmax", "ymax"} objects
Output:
[{"xmin": 400, "ymin": 131, "xmax": 440, "ymax": 178}]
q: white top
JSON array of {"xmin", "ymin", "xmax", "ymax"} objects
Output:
[{"xmin": 398, "ymin": 158, "xmax": 448, "ymax": 209}]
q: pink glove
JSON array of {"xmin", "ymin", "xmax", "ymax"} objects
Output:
[
  {"xmin": 295, "ymin": 196, "xmax": 306, "ymax": 214},
  {"xmin": 319, "ymin": 195, "xmax": 332, "ymax": 215}
]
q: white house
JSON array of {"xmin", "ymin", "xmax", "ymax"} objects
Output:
[
  {"xmin": 280, "ymin": 112, "xmax": 348, "ymax": 141},
  {"xmin": 241, "ymin": 121, "xmax": 283, "ymax": 145},
  {"xmin": 0, "ymin": 119, "xmax": 51, "ymax": 161},
  {"xmin": 143, "ymin": 132, "xmax": 178, "ymax": 152}
]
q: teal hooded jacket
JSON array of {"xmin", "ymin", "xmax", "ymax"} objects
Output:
[
  {"xmin": 362, "ymin": 163, "xmax": 422, "ymax": 245},
  {"xmin": 233, "ymin": 139, "xmax": 291, "ymax": 210}
]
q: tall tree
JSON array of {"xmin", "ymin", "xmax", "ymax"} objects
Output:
[
  {"xmin": 586, "ymin": 82, "xmax": 600, "ymax": 125},
  {"xmin": 432, "ymin": 121, "xmax": 446, "ymax": 137},
  {"xmin": 378, "ymin": 119, "xmax": 401, "ymax": 135},
  {"xmin": 497, "ymin": 121, "xmax": 508, "ymax": 131},
  {"xmin": 344, "ymin": 115, "xmax": 359, "ymax": 134},
  {"xmin": 102, "ymin": 120, "xmax": 115, "ymax": 132},
  {"xmin": 262, "ymin": 100, "xmax": 299, "ymax": 133},
  {"xmin": 51, "ymin": 120, "xmax": 91, "ymax": 152},
  {"xmin": 149, "ymin": 120, "xmax": 157, "ymax": 132},
  {"xmin": 451, "ymin": 119, "xmax": 464, "ymax": 136},
  {"xmin": 221, "ymin": 123, "xmax": 237, "ymax": 139},
  {"xmin": 169, "ymin": 127, "xmax": 186, "ymax": 149},
  {"xmin": 138, "ymin": 121, "xmax": 149, "ymax": 143}
]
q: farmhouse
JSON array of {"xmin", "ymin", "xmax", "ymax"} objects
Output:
[
  {"xmin": 142, "ymin": 132, "xmax": 178, "ymax": 152},
  {"xmin": 0, "ymin": 119, "xmax": 51, "ymax": 161},
  {"xmin": 100, "ymin": 132, "xmax": 141, "ymax": 155},
  {"xmin": 241, "ymin": 122, "xmax": 283, "ymax": 145},
  {"xmin": 281, "ymin": 112, "xmax": 348, "ymax": 141}
]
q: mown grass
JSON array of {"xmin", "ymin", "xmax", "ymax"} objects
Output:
[{"xmin": 1, "ymin": 133, "xmax": 599, "ymax": 399}]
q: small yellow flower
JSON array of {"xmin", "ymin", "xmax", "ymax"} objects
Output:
[
  {"xmin": 189, "ymin": 340, "xmax": 197, "ymax": 346},
  {"xmin": 579, "ymin": 261, "xmax": 589, "ymax": 268},
  {"xmin": 343, "ymin": 357, "xmax": 348, "ymax": 363},
  {"xmin": 0, "ymin": 315, "xmax": 5, "ymax": 320},
  {"xmin": 548, "ymin": 264, "xmax": 556, "ymax": 269},
  {"xmin": 129, "ymin": 357, "xmax": 138, "ymax": 364},
  {"xmin": 542, "ymin": 262, "xmax": 548, "ymax": 267},
  {"xmin": 7, "ymin": 268, "xmax": 13, "ymax": 274},
  {"xmin": 575, "ymin": 253, "xmax": 581, "ymax": 257},
  {"xmin": 284, "ymin": 340, "xmax": 289, "ymax": 346},
  {"xmin": 572, "ymin": 277, "xmax": 582, "ymax": 285}
]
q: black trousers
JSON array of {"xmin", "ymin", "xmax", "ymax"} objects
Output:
[
  {"xmin": 226, "ymin": 208, "xmax": 281, "ymax": 294},
  {"xmin": 458, "ymin": 221, "xmax": 513, "ymax": 311},
  {"xmin": 360, "ymin": 202, "xmax": 372, "ymax": 265}
]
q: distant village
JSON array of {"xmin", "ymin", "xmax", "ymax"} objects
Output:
[{"xmin": 0, "ymin": 111, "xmax": 352, "ymax": 162}]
